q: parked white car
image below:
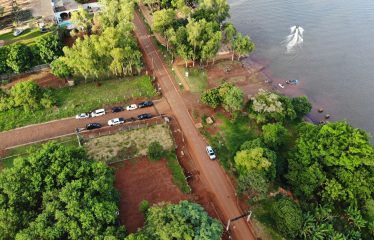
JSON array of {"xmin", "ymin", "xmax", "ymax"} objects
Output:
[
  {"xmin": 75, "ymin": 113, "xmax": 90, "ymax": 119},
  {"xmin": 206, "ymin": 146, "xmax": 216, "ymax": 160},
  {"xmin": 13, "ymin": 29, "xmax": 23, "ymax": 37},
  {"xmin": 126, "ymin": 104, "xmax": 138, "ymax": 111},
  {"xmin": 108, "ymin": 118, "xmax": 125, "ymax": 126},
  {"xmin": 91, "ymin": 109, "xmax": 106, "ymax": 117}
]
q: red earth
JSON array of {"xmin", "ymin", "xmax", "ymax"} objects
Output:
[{"xmin": 113, "ymin": 157, "xmax": 187, "ymax": 233}]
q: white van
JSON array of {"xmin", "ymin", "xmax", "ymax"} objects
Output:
[{"xmin": 91, "ymin": 109, "xmax": 106, "ymax": 117}]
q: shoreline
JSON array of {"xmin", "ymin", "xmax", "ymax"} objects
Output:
[{"xmin": 240, "ymin": 56, "xmax": 329, "ymax": 124}]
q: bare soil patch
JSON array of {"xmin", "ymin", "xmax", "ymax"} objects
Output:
[
  {"xmin": 113, "ymin": 157, "xmax": 187, "ymax": 233},
  {"xmin": 2, "ymin": 69, "xmax": 66, "ymax": 89}
]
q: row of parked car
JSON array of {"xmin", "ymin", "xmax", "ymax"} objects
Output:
[
  {"xmin": 86, "ymin": 113, "xmax": 153, "ymax": 130},
  {"xmin": 75, "ymin": 101, "xmax": 154, "ymax": 119}
]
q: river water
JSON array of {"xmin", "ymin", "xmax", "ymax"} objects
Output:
[{"xmin": 228, "ymin": 0, "xmax": 374, "ymax": 136}]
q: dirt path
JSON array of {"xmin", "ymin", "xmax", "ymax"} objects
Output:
[
  {"xmin": 0, "ymin": 100, "xmax": 163, "ymax": 149},
  {"xmin": 134, "ymin": 11, "xmax": 256, "ymax": 240}
]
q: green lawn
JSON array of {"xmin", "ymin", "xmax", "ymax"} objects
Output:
[
  {"xmin": 0, "ymin": 136, "xmax": 79, "ymax": 170},
  {"xmin": 207, "ymin": 113, "xmax": 255, "ymax": 169},
  {"xmin": 0, "ymin": 28, "xmax": 51, "ymax": 46},
  {"xmin": 182, "ymin": 67, "xmax": 208, "ymax": 93},
  {"xmin": 0, "ymin": 76, "xmax": 157, "ymax": 131},
  {"xmin": 165, "ymin": 151, "xmax": 191, "ymax": 194}
]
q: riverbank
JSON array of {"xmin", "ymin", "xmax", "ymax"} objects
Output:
[{"xmin": 240, "ymin": 56, "xmax": 332, "ymax": 124}]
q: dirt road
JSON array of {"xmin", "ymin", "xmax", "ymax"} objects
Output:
[
  {"xmin": 0, "ymin": 101, "xmax": 162, "ymax": 149},
  {"xmin": 134, "ymin": 11, "xmax": 256, "ymax": 240}
]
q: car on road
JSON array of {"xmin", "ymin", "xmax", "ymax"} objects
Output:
[
  {"xmin": 126, "ymin": 104, "xmax": 138, "ymax": 111},
  {"xmin": 138, "ymin": 101, "xmax": 154, "ymax": 108},
  {"xmin": 108, "ymin": 117, "xmax": 125, "ymax": 126},
  {"xmin": 13, "ymin": 29, "xmax": 23, "ymax": 36},
  {"xmin": 86, "ymin": 123, "xmax": 102, "ymax": 130},
  {"xmin": 137, "ymin": 113, "xmax": 152, "ymax": 120},
  {"xmin": 91, "ymin": 108, "xmax": 106, "ymax": 117},
  {"xmin": 206, "ymin": 146, "xmax": 216, "ymax": 160},
  {"xmin": 75, "ymin": 113, "xmax": 90, "ymax": 119},
  {"xmin": 112, "ymin": 106, "xmax": 124, "ymax": 113}
]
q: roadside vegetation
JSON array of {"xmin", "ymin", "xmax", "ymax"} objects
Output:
[
  {"xmin": 0, "ymin": 76, "xmax": 156, "ymax": 131},
  {"xmin": 0, "ymin": 30, "xmax": 62, "ymax": 74},
  {"xmin": 143, "ymin": 0, "xmax": 255, "ymax": 66},
  {"xmin": 201, "ymin": 86, "xmax": 374, "ymax": 239},
  {"xmin": 0, "ymin": 143, "xmax": 126, "ymax": 239},
  {"xmin": 125, "ymin": 200, "xmax": 223, "ymax": 239}
]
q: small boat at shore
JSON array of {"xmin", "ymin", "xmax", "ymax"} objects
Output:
[
  {"xmin": 278, "ymin": 83, "xmax": 285, "ymax": 89},
  {"xmin": 286, "ymin": 79, "xmax": 299, "ymax": 85}
]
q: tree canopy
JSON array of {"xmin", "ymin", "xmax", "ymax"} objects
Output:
[
  {"xmin": 271, "ymin": 197, "xmax": 303, "ymax": 238},
  {"xmin": 6, "ymin": 43, "xmax": 33, "ymax": 73},
  {"xmin": 261, "ymin": 123, "xmax": 288, "ymax": 149},
  {"xmin": 0, "ymin": 143, "xmax": 125, "ymax": 239},
  {"xmin": 129, "ymin": 201, "xmax": 223, "ymax": 240},
  {"xmin": 287, "ymin": 121, "xmax": 374, "ymax": 207},
  {"xmin": 249, "ymin": 89, "xmax": 296, "ymax": 124},
  {"xmin": 36, "ymin": 32, "xmax": 63, "ymax": 63}
]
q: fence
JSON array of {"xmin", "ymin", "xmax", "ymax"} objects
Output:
[{"xmin": 0, "ymin": 64, "xmax": 50, "ymax": 81}]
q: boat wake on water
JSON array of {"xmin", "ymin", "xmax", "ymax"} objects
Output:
[{"xmin": 284, "ymin": 25, "xmax": 304, "ymax": 53}]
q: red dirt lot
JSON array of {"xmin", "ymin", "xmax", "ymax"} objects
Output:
[
  {"xmin": 2, "ymin": 69, "xmax": 66, "ymax": 89},
  {"xmin": 113, "ymin": 157, "xmax": 187, "ymax": 233}
]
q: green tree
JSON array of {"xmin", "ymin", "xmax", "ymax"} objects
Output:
[
  {"xmin": 71, "ymin": 7, "xmax": 92, "ymax": 34},
  {"xmin": 141, "ymin": 201, "xmax": 223, "ymax": 239},
  {"xmin": 201, "ymin": 88, "xmax": 221, "ymax": 108},
  {"xmin": 36, "ymin": 32, "xmax": 63, "ymax": 63},
  {"xmin": 153, "ymin": 9, "xmax": 176, "ymax": 33},
  {"xmin": 223, "ymin": 23, "xmax": 237, "ymax": 45},
  {"xmin": 249, "ymin": 89, "xmax": 296, "ymax": 124},
  {"xmin": 50, "ymin": 57, "xmax": 73, "ymax": 79},
  {"xmin": 237, "ymin": 171, "xmax": 269, "ymax": 201},
  {"xmin": 287, "ymin": 122, "xmax": 374, "ymax": 206},
  {"xmin": 222, "ymin": 85, "xmax": 243, "ymax": 112},
  {"xmin": 0, "ymin": 143, "xmax": 125, "ymax": 239},
  {"xmin": 232, "ymin": 32, "xmax": 255, "ymax": 61},
  {"xmin": 234, "ymin": 147, "xmax": 276, "ymax": 180},
  {"xmin": 201, "ymin": 31, "xmax": 222, "ymax": 64},
  {"xmin": 0, "ymin": 46, "xmax": 11, "ymax": 74},
  {"xmin": 139, "ymin": 200, "xmax": 150, "ymax": 214},
  {"xmin": 9, "ymin": 80, "xmax": 54, "ymax": 112},
  {"xmin": 291, "ymin": 96, "xmax": 312, "ymax": 120},
  {"xmin": 262, "ymin": 123, "xmax": 288, "ymax": 149},
  {"xmin": 186, "ymin": 18, "xmax": 204, "ymax": 66},
  {"xmin": 6, "ymin": 43, "xmax": 33, "ymax": 73},
  {"xmin": 271, "ymin": 197, "xmax": 303, "ymax": 238},
  {"xmin": 148, "ymin": 141, "xmax": 164, "ymax": 161}
]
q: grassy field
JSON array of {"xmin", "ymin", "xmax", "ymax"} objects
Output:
[
  {"xmin": 207, "ymin": 114, "xmax": 255, "ymax": 169},
  {"xmin": 0, "ymin": 76, "xmax": 157, "ymax": 131},
  {"xmin": 179, "ymin": 66, "xmax": 208, "ymax": 93},
  {"xmin": 0, "ymin": 28, "xmax": 51, "ymax": 46},
  {"xmin": 0, "ymin": 136, "xmax": 78, "ymax": 170},
  {"xmin": 85, "ymin": 124, "xmax": 174, "ymax": 163}
]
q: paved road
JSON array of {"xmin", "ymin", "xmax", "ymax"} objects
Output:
[
  {"xmin": 0, "ymin": 102, "xmax": 160, "ymax": 149},
  {"xmin": 134, "ymin": 11, "xmax": 256, "ymax": 240}
]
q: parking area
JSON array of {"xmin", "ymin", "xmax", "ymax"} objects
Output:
[{"xmin": 0, "ymin": 98, "xmax": 168, "ymax": 149}]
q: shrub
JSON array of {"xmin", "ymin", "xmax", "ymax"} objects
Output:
[
  {"xmin": 271, "ymin": 197, "xmax": 303, "ymax": 238},
  {"xmin": 139, "ymin": 200, "xmax": 150, "ymax": 214},
  {"xmin": 6, "ymin": 43, "xmax": 33, "ymax": 73},
  {"xmin": 148, "ymin": 141, "xmax": 164, "ymax": 161}
]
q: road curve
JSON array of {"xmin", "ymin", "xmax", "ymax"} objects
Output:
[{"xmin": 134, "ymin": 11, "xmax": 256, "ymax": 240}]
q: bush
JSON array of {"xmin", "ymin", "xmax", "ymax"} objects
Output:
[
  {"xmin": 262, "ymin": 123, "xmax": 288, "ymax": 149},
  {"xmin": 271, "ymin": 197, "xmax": 303, "ymax": 238},
  {"xmin": 51, "ymin": 57, "xmax": 73, "ymax": 79},
  {"xmin": 201, "ymin": 83, "xmax": 244, "ymax": 112},
  {"xmin": 36, "ymin": 32, "xmax": 63, "ymax": 63},
  {"xmin": 148, "ymin": 141, "xmax": 164, "ymax": 161},
  {"xmin": 291, "ymin": 96, "xmax": 312, "ymax": 119},
  {"xmin": 201, "ymin": 88, "xmax": 221, "ymax": 108},
  {"xmin": 6, "ymin": 43, "xmax": 33, "ymax": 73},
  {"xmin": 139, "ymin": 200, "xmax": 150, "ymax": 214}
]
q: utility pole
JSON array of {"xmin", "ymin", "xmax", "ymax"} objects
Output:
[{"xmin": 226, "ymin": 211, "xmax": 252, "ymax": 232}]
